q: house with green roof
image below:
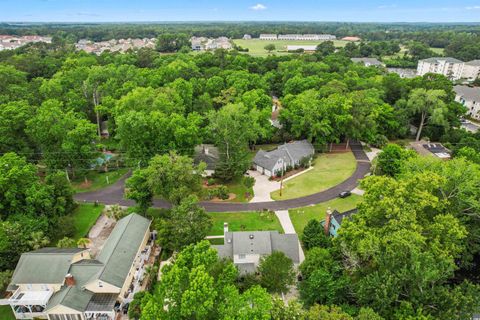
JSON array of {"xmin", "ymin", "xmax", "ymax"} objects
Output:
[{"xmin": 1, "ymin": 213, "xmax": 152, "ymax": 320}]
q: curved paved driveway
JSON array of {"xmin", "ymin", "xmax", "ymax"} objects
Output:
[{"xmin": 74, "ymin": 143, "xmax": 370, "ymax": 212}]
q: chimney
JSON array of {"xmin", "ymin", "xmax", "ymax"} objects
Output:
[
  {"xmin": 223, "ymin": 222, "xmax": 229, "ymax": 234},
  {"xmin": 324, "ymin": 207, "xmax": 332, "ymax": 236},
  {"xmin": 65, "ymin": 274, "xmax": 75, "ymax": 287}
]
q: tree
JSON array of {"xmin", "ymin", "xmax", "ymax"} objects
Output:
[
  {"xmin": 306, "ymin": 305, "xmax": 353, "ymax": 320},
  {"xmin": 208, "ymin": 104, "xmax": 265, "ymax": 181},
  {"xmin": 258, "ymin": 251, "xmax": 295, "ymax": 294},
  {"xmin": 456, "ymin": 146, "xmax": 480, "ymax": 164},
  {"xmin": 77, "ymin": 238, "xmax": 90, "ymax": 248},
  {"xmin": 156, "ymin": 33, "xmax": 190, "ymax": 52},
  {"xmin": 105, "ymin": 204, "xmax": 127, "ymax": 220},
  {"xmin": 301, "ymin": 219, "xmax": 331, "ymax": 250},
  {"xmin": 156, "ymin": 196, "xmax": 212, "ymax": 251},
  {"xmin": 264, "ymin": 44, "xmax": 276, "ymax": 53},
  {"xmin": 125, "ymin": 169, "xmax": 153, "ymax": 215},
  {"xmin": 57, "ymin": 237, "xmax": 77, "ymax": 248},
  {"xmin": 28, "ymin": 231, "xmax": 49, "ymax": 250},
  {"xmin": 316, "ymin": 41, "xmax": 336, "ymax": 56},
  {"xmin": 374, "ymin": 144, "xmax": 416, "ymax": 177},
  {"xmin": 406, "ymin": 89, "xmax": 448, "ymax": 141},
  {"xmin": 337, "ymin": 173, "xmax": 469, "ymax": 318},
  {"xmin": 0, "ymin": 100, "xmax": 35, "ymax": 154},
  {"xmin": 144, "ymin": 152, "xmax": 205, "ymax": 205}
]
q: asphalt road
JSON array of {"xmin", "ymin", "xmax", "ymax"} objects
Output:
[{"xmin": 74, "ymin": 143, "xmax": 371, "ymax": 212}]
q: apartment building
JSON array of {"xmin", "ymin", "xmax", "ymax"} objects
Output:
[
  {"xmin": 2, "ymin": 214, "xmax": 152, "ymax": 320},
  {"xmin": 455, "ymin": 85, "xmax": 480, "ymax": 121},
  {"xmin": 417, "ymin": 57, "xmax": 465, "ymax": 80}
]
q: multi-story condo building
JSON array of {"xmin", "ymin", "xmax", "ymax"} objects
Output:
[
  {"xmin": 462, "ymin": 60, "xmax": 480, "ymax": 81},
  {"xmin": 455, "ymin": 85, "xmax": 480, "ymax": 121},
  {"xmin": 1, "ymin": 214, "xmax": 152, "ymax": 320},
  {"xmin": 417, "ymin": 57, "xmax": 465, "ymax": 80}
]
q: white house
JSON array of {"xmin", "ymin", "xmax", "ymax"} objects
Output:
[
  {"xmin": 417, "ymin": 57, "xmax": 465, "ymax": 80},
  {"xmin": 454, "ymin": 85, "xmax": 480, "ymax": 121},
  {"xmin": 287, "ymin": 45, "xmax": 317, "ymax": 52},
  {"xmin": 351, "ymin": 57, "xmax": 385, "ymax": 67},
  {"xmin": 1, "ymin": 214, "xmax": 152, "ymax": 320}
]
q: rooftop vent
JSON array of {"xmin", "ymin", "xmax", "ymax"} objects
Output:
[{"xmin": 249, "ymin": 234, "xmax": 254, "ymax": 240}]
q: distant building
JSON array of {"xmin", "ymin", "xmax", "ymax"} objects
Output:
[
  {"xmin": 253, "ymin": 140, "xmax": 314, "ymax": 177},
  {"xmin": 454, "ymin": 85, "xmax": 480, "ymax": 121},
  {"xmin": 0, "ymin": 35, "xmax": 52, "ymax": 51},
  {"xmin": 213, "ymin": 225, "xmax": 301, "ymax": 274},
  {"xmin": 462, "ymin": 60, "xmax": 480, "ymax": 81},
  {"xmin": 190, "ymin": 36, "xmax": 232, "ymax": 51},
  {"xmin": 286, "ymin": 45, "xmax": 318, "ymax": 52},
  {"xmin": 351, "ymin": 57, "xmax": 385, "ymax": 67},
  {"xmin": 75, "ymin": 38, "xmax": 156, "ymax": 55},
  {"xmin": 341, "ymin": 36, "xmax": 362, "ymax": 42},
  {"xmin": 416, "ymin": 57, "xmax": 465, "ymax": 80},
  {"xmin": 243, "ymin": 34, "xmax": 252, "ymax": 40},
  {"xmin": 387, "ymin": 68, "xmax": 417, "ymax": 78},
  {"xmin": 259, "ymin": 34, "xmax": 278, "ymax": 41}
]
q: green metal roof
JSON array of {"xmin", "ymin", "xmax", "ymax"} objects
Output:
[
  {"xmin": 46, "ymin": 286, "xmax": 93, "ymax": 312},
  {"xmin": 95, "ymin": 214, "xmax": 151, "ymax": 288},
  {"xmin": 11, "ymin": 248, "xmax": 87, "ymax": 284}
]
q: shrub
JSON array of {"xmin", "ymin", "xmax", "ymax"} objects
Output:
[
  {"xmin": 299, "ymin": 156, "xmax": 312, "ymax": 168},
  {"xmin": 207, "ymin": 178, "xmax": 216, "ymax": 186},
  {"xmin": 216, "ymin": 185, "xmax": 229, "ymax": 200},
  {"xmin": 243, "ymin": 176, "xmax": 255, "ymax": 189}
]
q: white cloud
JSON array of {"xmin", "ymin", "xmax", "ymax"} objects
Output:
[
  {"xmin": 250, "ymin": 3, "xmax": 267, "ymax": 11},
  {"xmin": 465, "ymin": 5, "xmax": 480, "ymax": 9}
]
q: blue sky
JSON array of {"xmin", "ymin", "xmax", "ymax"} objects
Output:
[{"xmin": 1, "ymin": 0, "xmax": 479, "ymax": 22}]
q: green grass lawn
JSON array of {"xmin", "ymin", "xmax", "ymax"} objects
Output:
[
  {"xmin": 233, "ymin": 39, "xmax": 349, "ymax": 57},
  {"xmin": 430, "ymin": 47, "xmax": 445, "ymax": 55},
  {"xmin": 72, "ymin": 168, "xmax": 129, "ymax": 193},
  {"xmin": 71, "ymin": 203, "xmax": 105, "ymax": 239},
  {"xmin": 271, "ymin": 152, "xmax": 357, "ymax": 200},
  {"xmin": 0, "ymin": 306, "xmax": 15, "ymax": 320},
  {"xmin": 208, "ymin": 238, "xmax": 225, "ymax": 245},
  {"xmin": 208, "ymin": 211, "xmax": 283, "ymax": 236},
  {"xmin": 289, "ymin": 195, "xmax": 363, "ymax": 234}
]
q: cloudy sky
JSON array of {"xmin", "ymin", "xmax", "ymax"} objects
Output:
[{"xmin": 1, "ymin": 0, "xmax": 480, "ymax": 22}]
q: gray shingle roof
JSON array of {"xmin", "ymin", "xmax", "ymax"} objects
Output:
[
  {"xmin": 213, "ymin": 231, "xmax": 300, "ymax": 264},
  {"xmin": 194, "ymin": 144, "xmax": 220, "ymax": 170},
  {"xmin": 332, "ymin": 208, "xmax": 358, "ymax": 225},
  {"xmin": 351, "ymin": 57, "xmax": 384, "ymax": 66},
  {"xmin": 454, "ymin": 85, "xmax": 480, "ymax": 102},
  {"xmin": 11, "ymin": 248, "xmax": 88, "ymax": 285},
  {"xmin": 253, "ymin": 140, "xmax": 314, "ymax": 172}
]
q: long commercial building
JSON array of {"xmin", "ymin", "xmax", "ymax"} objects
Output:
[{"xmin": 259, "ymin": 34, "xmax": 336, "ymax": 41}]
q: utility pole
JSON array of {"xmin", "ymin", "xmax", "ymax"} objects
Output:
[{"xmin": 279, "ymin": 165, "xmax": 284, "ymax": 197}]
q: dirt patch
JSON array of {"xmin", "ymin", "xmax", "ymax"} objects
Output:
[
  {"xmin": 77, "ymin": 180, "xmax": 92, "ymax": 189},
  {"xmin": 88, "ymin": 213, "xmax": 116, "ymax": 257}
]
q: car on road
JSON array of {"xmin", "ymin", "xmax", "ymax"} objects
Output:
[{"xmin": 339, "ymin": 191, "xmax": 351, "ymax": 198}]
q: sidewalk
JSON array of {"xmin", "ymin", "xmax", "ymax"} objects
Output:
[{"xmin": 275, "ymin": 210, "xmax": 305, "ymax": 263}]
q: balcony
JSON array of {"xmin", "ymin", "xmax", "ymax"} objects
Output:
[{"xmin": 9, "ymin": 289, "xmax": 53, "ymax": 306}]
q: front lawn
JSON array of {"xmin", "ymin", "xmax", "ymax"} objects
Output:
[
  {"xmin": 289, "ymin": 195, "xmax": 363, "ymax": 234},
  {"xmin": 71, "ymin": 203, "xmax": 105, "ymax": 239},
  {"xmin": 72, "ymin": 168, "xmax": 129, "ymax": 193},
  {"xmin": 0, "ymin": 306, "xmax": 15, "ymax": 320},
  {"xmin": 208, "ymin": 211, "xmax": 283, "ymax": 236},
  {"xmin": 271, "ymin": 152, "xmax": 357, "ymax": 200}
]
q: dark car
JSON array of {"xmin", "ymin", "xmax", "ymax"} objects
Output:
[{"xmin": 339, "ymin": 191, "xmax": 351, "ymax": 198}]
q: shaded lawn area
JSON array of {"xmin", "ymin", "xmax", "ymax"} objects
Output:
[
  {"xmin": 233, "ymin": 39, "xmax": 349, "ymax": 57},
  {"xmin": 71, "ymin": 203, "xmax": 105, "ymax": 240},
  {"xmin": 208, "ymin": 238, "xmax": 225, "ymax": 245},
  {"xmin": 208, "ymin": 211, "xmax": 283, "ymax": 236},
  {"xmin": 222, "ymin": 178, "xmax": 253, "ymax": 203},
  {"xmin": 271, "ymin": 152, "xmax": 357, "ymax": 200},
  {"xmin": 0, "ymin": 306, "xmax": 15, "ymax": 320},
  {"xmin": 72, "ymin": 168, "xmax": 129, "ymax": 193},
  {"xmin": 289, "ymin": 195, "xmax": 363, "ymax": 234}
]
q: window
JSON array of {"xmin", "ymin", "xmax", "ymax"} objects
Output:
[{"xmin": 98, "ymin": 281, "xmax": 103, "ymax": 288}]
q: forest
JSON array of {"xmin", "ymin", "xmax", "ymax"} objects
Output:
[{"xmin": 1, "ymin": 35, "xmax": 480, "ymax": 319}]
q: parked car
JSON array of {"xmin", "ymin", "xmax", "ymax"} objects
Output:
[{"xmin": 339, "ymin": 191, "xmax": 351, "ymax": 198}]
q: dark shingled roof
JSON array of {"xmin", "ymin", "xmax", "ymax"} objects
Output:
[
  {"xmin": 332, "ymin": 208, "xmax": 358, "ymax": 225},
  {"xmin": 253, "ymin": 140, "xmax": 314, "ymax": 172}
]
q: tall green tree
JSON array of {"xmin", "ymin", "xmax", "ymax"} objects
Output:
[{"xmin": 258, "ymin": 251, "xmax": 295, "ymax": 294}]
